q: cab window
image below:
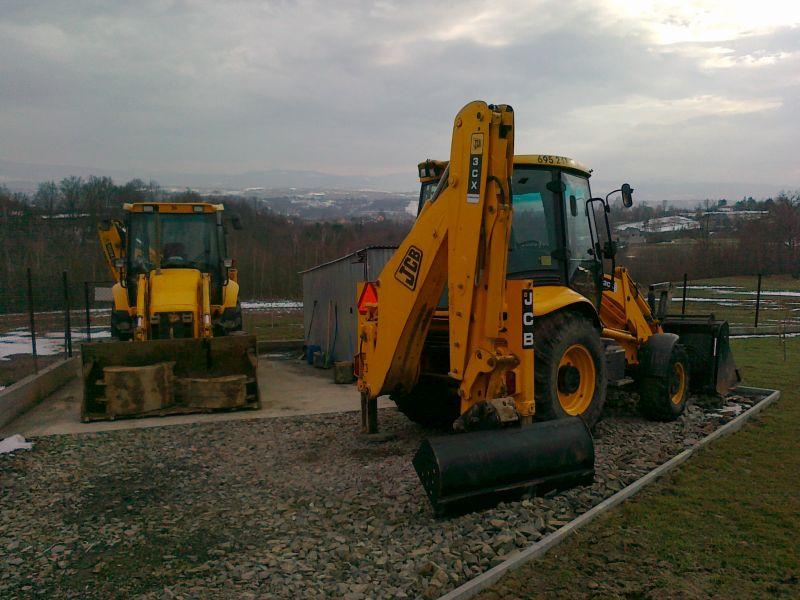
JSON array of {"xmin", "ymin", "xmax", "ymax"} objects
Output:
[{"xmin": 507, "ymin": 167, "xmax": 561, "ymax": 276}]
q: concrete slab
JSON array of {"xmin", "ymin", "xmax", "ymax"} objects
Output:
[
  {"xmin": 0, "ymin": 356, "xmax": 392, "ymax": 438},
  {"xmin": 0, "ymin": 356, "xmax": 80, "ymax": 429}
]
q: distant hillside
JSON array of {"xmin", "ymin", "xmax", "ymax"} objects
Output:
[
  {"xmin": 239, "ymin": 190, "xmax": 417, "ymax": 221},
  {"xmin": 0, "ymin": 181, "xmax": 412, "ymax": 313},
  {"xmin": 0, "ymin": 158, "xmax": 417, "ymax": 194}
]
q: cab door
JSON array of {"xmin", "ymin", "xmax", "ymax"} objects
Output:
[{"xmin": 561, "ymin": 171, "xmax": 602, "ymax": 308}]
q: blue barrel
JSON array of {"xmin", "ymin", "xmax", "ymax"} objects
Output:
[{"xmin": 306, "ymin": 344, "xmax": 321, "ymax": 365}]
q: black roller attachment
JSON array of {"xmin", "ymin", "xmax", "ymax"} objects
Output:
[{"xmin": 413, "ymin": 417, "xmax": 595, "ymax": 516}]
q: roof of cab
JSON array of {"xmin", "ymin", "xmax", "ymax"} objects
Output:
[
  {"xmin": 514, "ymin": 155, "xmax": 592, "ymax": 176},
  {"xmin": 416, "ymin": 155, "xmax": 592, "ymax": 182}
]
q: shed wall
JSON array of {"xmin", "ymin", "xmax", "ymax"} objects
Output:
[{"xmin": 302, "ymin": 247, "xmax": 396, "ymax": 363}]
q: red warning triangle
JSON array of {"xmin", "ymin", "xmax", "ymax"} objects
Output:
[{"xmin": 357, "ymin": 282, "xmax": 378, "ymax": 315}]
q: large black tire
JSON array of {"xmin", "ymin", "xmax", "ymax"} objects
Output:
[
  {"xmin": 639, "ymin": 344, "xmax": 690, "ymax": 421},
  {"xmin": 110, "ymin": 324, "xmax": 131, "ymax": 342},
  {"xmin": 392, "ymin": 375, "xmax": 460, "ymax": 430},
  {"xmin": 534, "ymin": 312, "xmax": 607, "ymax": 429}
]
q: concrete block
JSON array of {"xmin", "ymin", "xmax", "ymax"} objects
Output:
[
  {"xmin": 176, "ymin": 375, "xmax": 248, "ymax": 408},
  {"xmin": 0, "ymin": 356, "xmax": 80, "ymax": 429},
  {"xmin": 104, "ymin": 362, "xmax": 174, "ymax": 417}
]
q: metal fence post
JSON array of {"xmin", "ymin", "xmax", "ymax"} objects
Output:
[
  {"xmin": 84, "ymin": 281, "xmax": 92, "ymax": 342},
  {"xmin": 62, "ymin": 270, "xmax": 72, "ymax": 357},
  {"xmin": 26, "ymin": 267, "xmax": 38, "ymax": 373},
  {"xmin": 754, "ymin": 273, "xmax": 762, "ymax": 328},
  {"xmin": 681, "ymin": 273, "xmax": 688, "ymax": 315}
]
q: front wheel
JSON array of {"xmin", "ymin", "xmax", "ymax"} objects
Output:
[
  {"xmin": 533, "ymin": 312, "xmax": 607, "ymax": 429},
  {"xmin": 638, "ymin": 344, "xmax": 690, "ymax": 421}
]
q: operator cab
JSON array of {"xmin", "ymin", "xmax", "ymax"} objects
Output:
[
  {"xmin": 421, "ymin": 154, "xmax": 626, "ymax": 309},
  {"xmin": 417, "ymin": 160, "xmax": 448, "ymax": 214},
  {"xmin": 506, "ymin": 155, "xmax": 601, "ymax": 306},
  {"xmin": 120, "ymin": 203, "xmax": 230, "ymax": 304}
]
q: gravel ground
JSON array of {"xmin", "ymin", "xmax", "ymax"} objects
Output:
[{"xmin": 0, "ymin": 391, "xmax": 760, "ymax": 599}]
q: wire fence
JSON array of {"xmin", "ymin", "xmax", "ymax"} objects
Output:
[
  {"xmin": 671, "ymin": 273, "xmax": 800, "ymax": 330},
  {"xmin": 0, "ymin": 273, "xmax": 114, "ymax": 387},
  {"xmin": 0, "ymin": 271, "xmax": 305, "ymax": 388},
  {"xmin": 2, "ymin": 269, "xmax": 795, "ymax": 389}
]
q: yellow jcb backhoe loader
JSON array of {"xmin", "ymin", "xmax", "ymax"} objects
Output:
[
  {"xmin": 410, "ymin": 156, "xmax": 739, "ymax": 426},
  {"xmin": 355, "ymin": 101, "xmax": 596, "ymax": 515},
  {"xmin": 81, "ymin": 202, "xmax": 260, "ymax": 421}
]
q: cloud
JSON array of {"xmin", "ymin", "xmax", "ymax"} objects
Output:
[{"xmin": 0, "ymin": 0, "xmax": 798, "ymax": 198}]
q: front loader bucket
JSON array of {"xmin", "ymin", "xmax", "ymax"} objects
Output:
[
  {"xmin": 81, "ymin": 335, "xmax": 260, "ymax": 421},
  {"xmin": 413, "ymin": 418, "xmax": 594, "ymax": 516},
  {"xmin": 662, "ymin": 315, "xmax": 740, "ymax": 395}
]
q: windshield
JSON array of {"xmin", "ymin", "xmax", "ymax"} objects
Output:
[
  {"xmin": 127, "ymin": 212, "xmax": 221, "ymax": 274},
  {"xmin": 417, "ymin": 181, "xmax": 439, "ymax": 214},
  {"xmin": 507, "ymin": 167, "xmax": 560, "ymax": 276}
]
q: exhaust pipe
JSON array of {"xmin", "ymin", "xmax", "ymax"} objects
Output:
[{"xmin": 413, "ymin": 417, "xmax": 595, "ymax": 516}]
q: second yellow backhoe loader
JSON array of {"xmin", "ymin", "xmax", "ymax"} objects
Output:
[
  {"xmin": 81, "ymin": 202, "xmax": 260, "ymax": 421},
  {"xmin": 410, "ymin": 156, "xmax": 739, "ymax": 426},
  {"xmin": 356, "ymin": 101, "xmax": 596, "ymax": 514}
]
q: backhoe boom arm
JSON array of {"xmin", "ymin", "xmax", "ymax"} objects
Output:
[{"xmin": 357, "ymin": 101, "xmax": 517, "ymax": 415}]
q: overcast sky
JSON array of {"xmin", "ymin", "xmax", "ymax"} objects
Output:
[{"xmin": 1, "ymin": 1, "xmax": 799, "ymax": 198}]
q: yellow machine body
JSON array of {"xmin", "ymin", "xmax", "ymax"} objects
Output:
[
  {"xmin": 98, "ymin": 202, "xmax": 241, "ymax": 341},
  {"xmin": 85, "ymin": 201, "xmax": 258, "ymax": 421},
  {"xmin": 599, "ymin": 266, "xmax": 661, "ymax": 364},
  {"xmin": 407, "ymin": 152, "xmax": 738, "ymax": 428},
  {"xmin": 367, "ymin": 104, "xmax": 597, "ymax": 514}
]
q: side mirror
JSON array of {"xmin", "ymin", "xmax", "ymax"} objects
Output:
[
  {"xmin": 569, "ymin": 194, "xmax": 578, "ymax": 217},
  {"xmin": 621, "ymin": 183, "xmax": 634, "ymax": 208}
]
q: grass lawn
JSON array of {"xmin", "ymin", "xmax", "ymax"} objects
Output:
[
  {"xmin": 478, "ymin": 336, "xmax": 800, "ymax": 599},
  {"xmin": 243, "ymin": 308, "xmax": 304, "ymax": 341}
]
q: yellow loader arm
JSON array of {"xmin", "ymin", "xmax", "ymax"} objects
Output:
[
  {"xmin": 98, "ymin": 220, "xmax": 125, "ymax": 282},
  {"xmin": 357, "ymin": 101, "xmax": 516, "ymax": 415}
]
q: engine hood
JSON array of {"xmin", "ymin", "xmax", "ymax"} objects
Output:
[{"xmin": 148, "ymin": 269, "xmax": 201, "ymax": 314}]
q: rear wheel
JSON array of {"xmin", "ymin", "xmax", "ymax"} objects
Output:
[
  {"xmin": 534, "ymin": 312, "xmax": 606, "ymax": 428},
  {"xmin": 639, "ymin": 344, "xmax": 690, "ymax": 421},
  {"xmin": 110, "ymin": 324, "xmax": 131, "ymax": 342}
]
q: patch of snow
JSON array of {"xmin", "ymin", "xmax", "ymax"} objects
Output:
[
  {"xmin": 682, "ymin": 285, "xmax": 743, "ymax": 291},
  {"xmin": 0, "ymin": 327, "xmax": 110, "ymax": 361},
  {"xmin": 670, "ymin": 297, "xmax": 746, "ymax": 306},
  {"xmin": 241, "ymin": 300, "xmax": 302, "ymax": 310},
  {"xmin": 0, "ymin": 434, "xmax": 33, "ymax": 454},
  {"xmin": 731, "ymin": 332, "xmax": 800, "ymax": 339}
]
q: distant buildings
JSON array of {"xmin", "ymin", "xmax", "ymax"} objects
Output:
[
  {"xmin": 616, "ymin": 215, "xmax": 700, "ymax": 235},
  {"xmin": 615, "ymin": 209, "xmax": 770, "ymax": 245}
]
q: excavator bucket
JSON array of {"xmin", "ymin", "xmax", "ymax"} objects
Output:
[
  {"xmin": 81, "ymin": 335, "xmax": 260, "ymax": 421},
  {"xmin": 413, "ymin": 418, "xmax": 595, "ymax": 516},
  {"xmin": 662, "ymin": 315, "xmax": 740, "ymax": 395}
]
